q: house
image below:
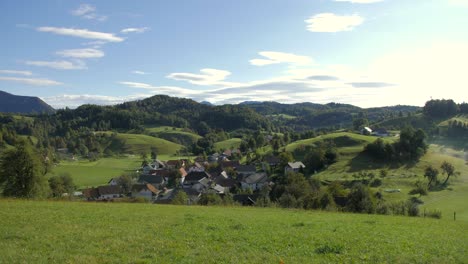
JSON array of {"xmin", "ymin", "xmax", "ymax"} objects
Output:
[
  {"xmin": 181, "ymin": 188, "xmax": 202, "ymax": 204},
  {"xmin": 97, "ymin": 186, "xmax": 122, "ymax": 199},
  {"xmin": 241, "ymin": 172, "xmax": 268, "ymax": 191},
  {"xmin": 83, "ymin": 185, "xmax": 123, "ymax": 200},
  {"xmin": 233, "ymin": 194, "xmax": 259, "ymax": 206},
  {"xmin": 182, "ymin": 171, "xmax": 211, "ymax": 188},
  {"xmin": 179, "ymin": 168, "xmax": 188, "ymax": 178},
  {"xmin": 284, "ymin": 162, "xmax": 306, "ymax": 174},
  {"xmin": 155, "ymin": 188, "xmax": 177, "ymax": 204},
  {"xmin": 131, "ymin": 183, "xmax": 159, "ymax": 201},
  {"xmin": 137, "ymin": 174, "xmax": 165, "ymax": 189},
  {"xmin": 108, "ymin": 178, "xmax": 119, "ymax": 186},
  {"xmin": 220, "ymin": 160, "xmax": 240, "ymax": 169},
  {"xmin": 236, "ymin": 165, "xmax": 256, "ymax": 177},
  {"xmin": 166, "ymin": 160, "xmax": 183, "ymax": 170},
  {"xmin": 264, "ymin": 156, "xmax": 281, "ymax": 167},
  {"xmin": 214, "ymin": 172, "xmax": 236, "ymax": 189},
  {"xmin": 372, "ymin": 128, "xmax": 389, "ymax": 137},
  {"xmin": 361, "ymin": 127, "xmax": 372, "ymax": 135}
]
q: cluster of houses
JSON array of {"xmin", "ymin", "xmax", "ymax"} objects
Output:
[{"xmin": 83, "ymin": 152, "xmax": 306, "ymax": 205}]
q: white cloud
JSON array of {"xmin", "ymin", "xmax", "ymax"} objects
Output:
[
  {"xmin": 71, "ymin": 4, "xmax": 107, "ymax": 21},
  {"xmin": 42, "ymin": 94, "xmax": 147, "ymax": 109},
  {"xmin": 305, "ymin": 13, "xmax": 364, "ymax": 32},
  {"xmin": 121, "ymin": 27, "xmax": 150, "ymax": 34},
  {"xmin": 119, "ymin": 81, "xmax": 199, "ymax": 96},
  {"xmin": 0, "ymin": 76, "xmax": 62, "ymax": 86},
  {"xmin": 448, "ymin": 0, "xmax": 468, "ymax": 7},
  {"xmin": 334, "ymin": 0, "xmax": 383, "ymax": 3},
  {"xmin": 25, "ymin": 60, "xmax": 86, "ymax": 70},
  {"xmin": 37, "ymin": 27, "xmax": 124, "ymax": 42},
  {"xmin": 167, "ymin": 68, "xmax": 240, "ymax": 87},
  {"xmin": 0, "ymin": 70, "xmax": 32, "ymax": 76},
  {"xmin": 250, "ymin": 51, "xmax": 313, "ymax": 66},
  {"xmin": 56, "ymin": 48, "xmax": 104, "ymax": 59},
  {"xmin": 132, "ymin": 70, "xmax": 150, "ymax": 75}
]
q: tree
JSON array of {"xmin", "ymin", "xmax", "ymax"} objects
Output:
[
  {"xmin": 0, "ymin": 141, "xmax": 48, "ymax": 198},
  {"xmin": 49, "ymin": 173, "xmax": 75, "ymax": 198},
  {"xmin": 424, "ymin": 165, "xmax": 439, "ymax": 187},
  {"xmin": 117, "ymin": 175, "xmax": 133, "ymax": 194},
  {"xmin": 346, "ymin": 183, "xmax": 375, "ymax": 214},
  {"xmin": 172, "ymin": 191, "xmax": 188, "ymax": 205},
  {"xmin": 440, "ymin": 161, "xmax": 455, "ymax": 185}
]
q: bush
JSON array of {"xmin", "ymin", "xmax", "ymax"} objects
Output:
[
  {"xmin": 370, "ymin": 178, "xmax": 382, "ymax": 187},
  {"xmin": 425, "ymin": 209, "xmax": 442, "ymax": 219}
]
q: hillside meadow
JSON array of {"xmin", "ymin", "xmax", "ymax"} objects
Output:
[{"xmin": 0, "ymin": 200, "xmax": 467, "ymax": 264}]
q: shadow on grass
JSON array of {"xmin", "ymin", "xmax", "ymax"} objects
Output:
[{"xmin": 347, "ymin": 152, "xmax": 401, "ymax": 172}]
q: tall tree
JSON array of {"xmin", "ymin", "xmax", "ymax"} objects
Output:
[
  {"xmin": 0, "ymin": 141, "xmax": 48, "ymax": 198},
  {"xmin": 424, "ymin": 165, "xmax": 439, "ymax": 187},
  {"xmin": 440, "ymin": 161, "xmax": 455, "ymax": 185}
]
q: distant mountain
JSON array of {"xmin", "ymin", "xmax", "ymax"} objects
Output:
[
  {"xmin": 200, "ymin": 101, "xmax": 214, "ymax": 106},
  {"xmin": 0, "ymin": 90, "xmax": 55, "ymax": 114}
]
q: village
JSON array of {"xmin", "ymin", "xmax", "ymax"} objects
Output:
[{"xmin": 82, "ymin": 150, "xmax": 306, "ymax": 206}]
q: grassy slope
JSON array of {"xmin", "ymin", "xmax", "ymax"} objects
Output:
[
  {"xmin": 145, "ymin": 126, "xmax": 202, "ymax": 144},
  {"xmin": 214, "ymin": 138, "xmax": 242, "ymax": 150},
  {"xmin": 284, "ymin": 132, "xmax": 468, "ymax": 221},
  {"xmin": 113, "ymin": 132, "xmax": 183, "ymax": 155},
  {"xmin": 47, "ymin": 157, "xmax": 141, "ymax": 188},
  {"xmin": 0, "ymin": 200, "xmax": 466, "ymax": 264}
]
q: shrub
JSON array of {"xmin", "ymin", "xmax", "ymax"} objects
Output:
[
  {"xmin": 426, "ymin": 209, "xmax": 442, "ymax": 219},
  {"xmin": 370, "ymin": 178, "xmax": 382, "ymax": 187}
]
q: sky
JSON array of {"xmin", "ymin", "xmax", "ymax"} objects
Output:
[{"xmin": 1, "ymin": 0, "xmax": 468, "ymax": 109}]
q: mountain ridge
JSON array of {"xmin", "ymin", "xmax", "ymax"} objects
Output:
[{"xmin": 0, "ymin": 90, "xmax": 55, "ymax": 114}]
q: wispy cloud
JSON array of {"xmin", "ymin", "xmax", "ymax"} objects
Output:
[
  {"xmin": 250, "ymin": 51, "xmax": 313, "ymax": 66},
  {"xmin": 71, "ymin": 4, "xmax": 107, "ymax": 21},
  {"xmin": 0, "ymin": 70, "xmax": 32, "ymax": 76},
  {"xmin": 42, "ymin": 94, "xmax": 147, "ymax": 109},
  {"xmin": 37, "ymin": 27, "xmax": 124, "ymax": 42},
  {"xmin": 305, "ymin": 13, "xmax": 364, "ymax": 32},
  {"xmin": 119, "ymin": 81, "xmax": 198, "ymax": 95},
  {"xmin": 132, "ymin": 70, "xmax": 150, "ymax": 75},
  {"xmin": 56, "ymin": 48, "xmax": 104, "ymax": 59},
  {"xmin": 25, "ymin": 60, "xmax": 86, "ymax": 70},
  {"xmin": 0, "ymin": 76, "xmax": 62, "ymax": 86},
  {"xmin": 167, "ymin": 68, "xmax": 240, "ymax": 87},
  {"xmin": 348, "ymin": 82, "xmax": 394, "ymax": 88},
  {"xmin": 121, "ymin": 27, "xmax": 150, "ymax": 34},
  {"xmin": 334, "ymin": 0, "xmax": 383, "ymax": 3}
]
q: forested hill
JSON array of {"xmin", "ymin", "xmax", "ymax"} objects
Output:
[
  {"xmin": 237, "ymin": 101, "xmax": 421, "ymax": 131},
  {"xmin": 50, "ymin": 95, "xmax": 274, "ymax": 134},
  {"xmin": 0, "ymin": 91, "xmax": 54, "ymax": 114}
]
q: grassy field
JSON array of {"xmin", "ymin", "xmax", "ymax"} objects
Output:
[
  {"xmin": 214, "ymin": 138, "xmax": 242, "ymax": 151},
  {"xmin": 47, "ymin": 157, "xmax": 141, "ymax": 188},
  {"xmin": 113, "ymin": 132, "xmax": 183, "ymax": 155},
  {"xmin": 0, "ymin": 200, "xmax": 466, "ymax": 264},
  {"xmin": 144, "ymin": 126, "xmax": 202, "ymax": 146}
]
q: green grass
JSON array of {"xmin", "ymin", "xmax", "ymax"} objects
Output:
[
  {"xmin": 266, "ymin": 114, "xmax": 297, "ymax": 120},
  {"xmin": 0, "ymin": 200, "xmax": 466, "ymax": 263},
  {"xmin": 214, "ymin": 138, "xmax": 242, "ymax": 151},
  {"xmin": 47, "ymin": 157, "xmax": 141, "ymax": 188},
  {"xmin": 99, "ymin": 132, "xmax": 184, "ymax": 155},
  {"xmin": 285, "ymin": 132, "xmax": 395, "ymax": 153},
  {"xmin": 144, "ymin": 126, "xmax": 202, "ymax": 146},
  {"xmin": 437, "ymin": 115, "xmax": 468, "ymax": 127}
]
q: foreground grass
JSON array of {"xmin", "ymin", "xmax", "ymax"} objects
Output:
[{"xmin": 0, "ymin": 200, "xmax": 466, "ymax": 264}]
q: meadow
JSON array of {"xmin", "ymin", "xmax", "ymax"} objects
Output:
[{"xmin": 0, "ymin": 200, "xmax": 466, "ymax": 264}]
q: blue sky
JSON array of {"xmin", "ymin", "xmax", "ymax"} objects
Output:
[{"xmin": 1, "ymin": 0, "xmax": 468, "ymax": 108}]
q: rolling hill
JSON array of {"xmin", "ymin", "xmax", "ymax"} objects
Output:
[{"xmin": 0, "ymin": 90, "xmax": 54, "ymax": 114}]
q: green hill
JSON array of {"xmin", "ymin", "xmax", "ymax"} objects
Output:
[
  {"xmin": 98, "ymin": 132, "xmax": 184, "ymax": 156},
  {"xmin": 144, "ymin": 126, "xmax": 202, "ymax": 146},
  {"xmin": 214, "ymin": 138, "xmax": 242, "ymax": 150},
  {"xmin": 0, "ymin": 200, "xmax": 466, "ymax": 263}
]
